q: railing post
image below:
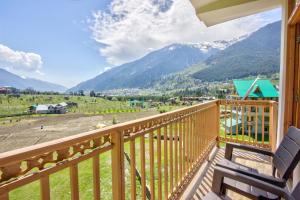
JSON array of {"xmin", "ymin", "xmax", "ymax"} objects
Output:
[
  {"xmin": 269, "ymin": 102, "xmax": 278, "ymax": 152},
  {"xmin": 216, "ymin": 100, "xmax": 221, "ymax": 148},
  {"xmin": 111, "ymin": 131, "xmax": 125, "ymax": 200}
]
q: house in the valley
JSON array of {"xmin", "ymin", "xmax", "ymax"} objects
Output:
[
  {"xmin": 58, "ymin": 102, "xmax": 68, "ymax": 107},
  {"xmin": 0, "ymin": 86, "xmax": 14, "ymax": 94},
  {"xmin": 31, "ymin": 103, "xmax": 67, "ymax": 114},
  {"xmin": 224, "ymin": 79, "xmax": 279, "ymax": 136},
  {"xmin": 36, "ymin": 105, "xmax": 50, "ymax": 114}
]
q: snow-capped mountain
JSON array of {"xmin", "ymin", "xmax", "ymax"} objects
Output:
[{"xmin": 69, "ymin": 38, "xmax": 242, "ymax": 92}]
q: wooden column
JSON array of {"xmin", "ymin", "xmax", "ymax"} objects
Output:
[{"xmin": 111, "ymin": 131, "xmax": 125, "ymax": 200}]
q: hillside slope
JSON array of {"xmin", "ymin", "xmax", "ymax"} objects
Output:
[
  {"xmin": 69, "ymin": 42, "xmax": 232, "ymax": 91},
  {"xmin": 192, "ymin": 21, "xmax": 281, "ymax": 81}
]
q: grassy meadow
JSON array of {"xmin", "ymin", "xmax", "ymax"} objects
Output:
[{"xmin": 0, "ymin": 94, "xmax": 140, "ymax": 117}]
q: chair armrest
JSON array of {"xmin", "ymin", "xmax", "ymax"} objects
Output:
[
  {"xmin": 225, "ymin": 142, "xmax": 274, "ymax": 160},
  {"xmin": 212, "ymin": 166, "xmax": 291, "ymax": 199},
  {"xmin": 216, "ymin": 159, "xmax": 286, "ymax": 188}
]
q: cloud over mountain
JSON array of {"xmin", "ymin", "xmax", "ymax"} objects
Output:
[
  {"xmin": 90, "ymin": 0, "xmax": 281, "ymax": 66},
  {"xmin": 0, "ymin": 44, "xmax": 43, "ymax": 74}
]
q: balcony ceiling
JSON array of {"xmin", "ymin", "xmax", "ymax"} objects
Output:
[{"xmin": 190, "ymin": 0, "xmax": 281, "ymax": 26}]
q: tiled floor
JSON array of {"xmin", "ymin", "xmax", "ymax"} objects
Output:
[{"xmin": 186, "ymin": 147, "xmax": 272, "ymax": 200}]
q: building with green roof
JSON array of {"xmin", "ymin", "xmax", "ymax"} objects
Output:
[
  {"xmin": 223, "ymin": 79, "xmax": 278, "ymax": 138},
  {"xmin": 233, "ymin": 79, "xmax": 278, "ymax": 100}
]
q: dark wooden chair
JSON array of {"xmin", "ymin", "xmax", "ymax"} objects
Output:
[
  {"xmin": 215, "ymin": 126, "xmax": 300, "ymax": 199},
  {"xmin": 203, "ymin": 166, "xmax": 300, "ymax": 200}
]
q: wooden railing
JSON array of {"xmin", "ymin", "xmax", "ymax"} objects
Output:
[
  {"xmin": 0, "ymin": 100, "xmax": 219, "ymax": 200},
  {"xmin": 218, "ymin": 100, "xmax": 278, "ymax": 151}
]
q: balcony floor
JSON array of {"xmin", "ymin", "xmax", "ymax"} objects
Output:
[{"xmin": 182, "ymin": 147, "xmax": 273, "ymax": 200}]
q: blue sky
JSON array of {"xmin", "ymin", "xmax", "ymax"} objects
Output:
[{"xmin": 0, "ymin": 0, "xmax": 281, "ymax": 88}]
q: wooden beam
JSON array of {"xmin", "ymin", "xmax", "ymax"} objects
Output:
[{"xmin": 284, "ymin": 0, "xmax": 297, "ymax": 133}]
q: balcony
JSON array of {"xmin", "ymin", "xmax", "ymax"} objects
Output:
[{"xmin": 0, "ymin": 100, "xmax": 278, "ymax": 200}]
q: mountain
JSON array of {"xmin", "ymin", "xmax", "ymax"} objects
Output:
[
  {"xmin": 0, "ymin": 68, "xmax": 67, "ymax": 92},
  {"xmin": 69, "ymin": 41, "xmax": 233, "ymax": 92},
  {"xmin": 192, "ymin": 21, "xmax": 281, "ymax": 81}
]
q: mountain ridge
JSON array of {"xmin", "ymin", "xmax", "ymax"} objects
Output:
[
  {"xmin": 68, "ymin": 39, "xmax": 238, "ymax": 92},
  {"xmin": 0, "ymin": 68, "xmax": 67, "ymax": 92},
  {"xmin": 192, "ymin": 21, "xmax": 281, "ymax": 81}
]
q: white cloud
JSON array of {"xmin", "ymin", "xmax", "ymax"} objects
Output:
[
  {"xmin": 90, "ymin": 0, "xmax": 281, "ymax": 66},
  {"xmin": 0, "ymin": 44, "xmax": 43, "ymax": 74}
]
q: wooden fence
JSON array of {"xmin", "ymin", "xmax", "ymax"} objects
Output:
[
  {"xmin": 0, "ymin": 100, "xmax": 220, "ymax": 200},
  {"xmin": 218, "ymin": 100, "xmax": 278, "ymax": 151}
]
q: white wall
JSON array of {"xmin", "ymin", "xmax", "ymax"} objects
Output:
[{"xmin": 277, "ymin": 0, "xmax": 287, "ymax": 147}]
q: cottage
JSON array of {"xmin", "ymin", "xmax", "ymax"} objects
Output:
[
  {"xmin": 28, "ymin": 105, "xmax": 37, "ymax": 113},
  {"xmin": 36, "ymin": 105, "xmax": 49, "ymax": 114},
  {"xmin": 224, "ymin": 79, "xmax": 279, "ymax": 135},
  {"xmin": 58, "ymin": 102, "xmax": 68, "ymax": 107},
  {"xmin": 0, "ymin": 86, "xmax": 12, "ymax": 94},
  {"xmin": 54, "ymin": 105, "xmax": 66, "ymax": 114}
]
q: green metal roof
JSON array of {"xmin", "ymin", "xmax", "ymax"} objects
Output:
[{"xmin": 233, "ymin": 79, "xmax": 278, "ymax": 98}]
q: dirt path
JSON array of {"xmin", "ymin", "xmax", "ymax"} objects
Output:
[{"xmin": 0, "ymin": 110, "xmax": 159, "ymax": 153}]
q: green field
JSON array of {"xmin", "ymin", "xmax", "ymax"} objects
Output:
[{"xmin": 0, "ymin": 94, "xmax": 140, "ymax": 117}]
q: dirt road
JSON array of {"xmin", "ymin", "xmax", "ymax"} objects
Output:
[{"xmin": 0, "ymin": 110, "xmax": 159, "ymax": 153}]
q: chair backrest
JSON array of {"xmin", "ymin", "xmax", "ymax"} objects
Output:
[{"xmin": 273, "ymin": 126, "xmax": 300, "ymax": 180}]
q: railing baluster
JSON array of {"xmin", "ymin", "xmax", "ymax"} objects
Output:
[
  {"xmin": 174, "ymin": 121, "xmax": 178, "ymax": 187},
  {"xmin": 230, "ymin": 105, "xmax": 233, "ymax": 140},
  {"xmin": 0, "ymin": 192, "xmax": 9, "ymax": 200},
  {"xmin": 111, "ymin": 131, "xmax": 125, "ymax": 200},
  {"xmin": 70, "ymin": 164, "xmax": 79, "ymax": 200},
  {"xmin": 92, "ymin": 155, "xmax": 100, "ymax": 200},
  {"xmin": 235, "ymin": 105, "xmax": 239, "ymax": 142},
  {"xmin": 187, "ymin": 116, "xmax": 191, "ymax": 171},
  {"xmin": 169, "ymin": 123, "xmax": 173, "ymax": 192},
  {"xmin": 157, "ymin": 128, "xmax": 162, "ymax": 200},
  {"xmin": 149, "ymin": 131, "xmax": 155, "ymax": 200},
  {"xmin": 255, "ymin": 106, "xmax": 258, "ymax": 144},
  {"xmin": 195, "ymin": 112, "xmax": 199, "ymax": 161},
  {"xmin": 183, "ymin": 118, "xmax": 186, "ymax": 175},
  {"xmin": 163, "ymin": 126, "xmax": 168, "ymax": 200},
  {"xmin": 262, "ymin": 106, "xmax": 265, "ymax": 145},
  {"xmin": 130, "ymin": 139, "xmax": 136, "ymax": 200},
  {"xmin": 190, "ymin": 115, "xmax": 193, "ymax": 165},
  {"xmin": 40, "ymin": 176, "xmax": 50, "ymax": 200},
  {"xmin": 224, "ymin": 104, "xmax": 227, "ymax": 139},
  {"xmin": 179, "ymin": 119, "xmax": 183, "ymax": 181},
  {"xmin": 248, "ymin": 105, "xmax": 251, "ymax": 143},
  {"xmin": 192, "ymin": 114, "xmax": 196, "ymax": 164},
  {"xmin": 242, "ymin": 105, "xmax": 245, "ymax": 142},
  {"xmin": 199, "ymin": 112, "xmax": 203, "ymax": 159},
  {"xmin": 140, "ymin": 135, "xmax": 146, "ymax": 200}
]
